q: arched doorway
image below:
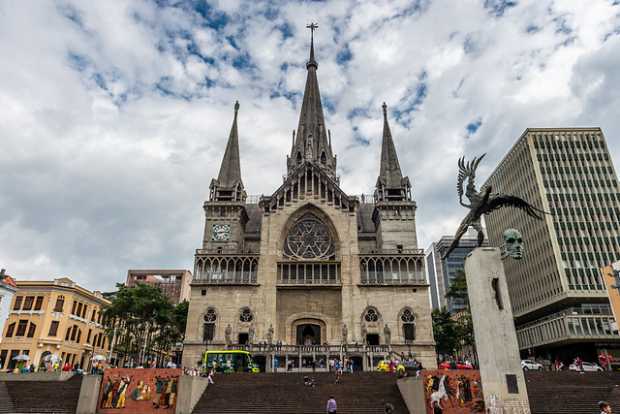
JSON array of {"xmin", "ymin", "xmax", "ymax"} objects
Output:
[{"xmin": 296, "ymin": 324, "xmax": 321, "ymax": 345}]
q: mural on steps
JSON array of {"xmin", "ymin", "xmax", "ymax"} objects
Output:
[
  {"xmin": 422, "ymin": 370, "xmax": 484, "ymax": 413},
  {"xmin": 98, "ymin": 368, "xmax": 181, "ymax": 413}
]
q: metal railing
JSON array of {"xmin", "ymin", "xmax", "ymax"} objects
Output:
[{"xmin": 517, "ymin": 312, "xmax": 619, "ymax": 350}]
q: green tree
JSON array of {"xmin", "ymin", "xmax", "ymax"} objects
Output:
[
  {"xmin": 173, "ymin": 300, "xmax": 189, "ymax": 341},
  {"xmin": 445, "ymin": 269, "xmax": 469, "ymax": 306},
  {"xmin": 432, "ymin": 308, "xmax": 459, "ymax": 355},
  {"xmin": 445, "ymin": 269, "xmax": 476, "ymax": 358},
  {"xmin": 103, "ymin": 283, "xmax": 181, "ymax": 367}
]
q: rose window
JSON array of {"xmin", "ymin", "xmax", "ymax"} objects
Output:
[
  {"xmin": 239, "ymin": 308, "xmax": 253, "ymax": 322},
  {"xmin": 284, "ymin": 215, "xmax": 334, "ymax": 260},
  {"xmin": 401, "ymin": 309, "xmax": 415, "ymax": 323},
  {"xmin": 204, "ymin": 308, "xmax": 217, "ymax": 322},
  {"xmin": 364, "ymin": 308, "xmax": 379, "ymax": 322}
]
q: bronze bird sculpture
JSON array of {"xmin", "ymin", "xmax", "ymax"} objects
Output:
[{"xmin": 442, "ymin": 153, "xmax": 546, "ymax": 259}]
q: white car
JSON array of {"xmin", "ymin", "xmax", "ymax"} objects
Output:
[
  {"xmin": 568, "ymin": 361, "xmax": 604, "ymax": 372},
  {"xmin": 521, "ymin": 359, "xmax": 543, "ymax": 371}
]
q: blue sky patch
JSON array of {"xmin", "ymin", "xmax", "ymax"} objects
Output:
[
  {"xmin": 484, "ymin": 0, "xmax": 518, "ymax": 17},
  {"xmin": 336, "ymin": 46, "xmax": 353, "ymax": 64},
  {"xmin": 352, "ymin": 126, "xmax": 370, "ymax": 146},
  {"xmin": 466, "ymin": 118, "xmax": 483, "ymax": 136},
  {"xmin": 526, "ymin": 24, "xmax": 540, "ymax": 34},
  {"xmin": 57, "ymin": 2, "xmax": 85, "ymax": 28}
]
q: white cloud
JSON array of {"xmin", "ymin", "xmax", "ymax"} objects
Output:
[{"xmin": 0, "ymin": 0, "xmax": 619, "ymax": 291}]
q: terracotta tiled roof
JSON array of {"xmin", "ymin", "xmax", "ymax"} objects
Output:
[{"xmin": 1, "ymin": 275, "xmax": 17, "ymax": 288}]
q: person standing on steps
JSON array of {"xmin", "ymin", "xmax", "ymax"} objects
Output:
[{"xmin": 326, "ymin": 396, "xmax": 337, "ymax": 414}]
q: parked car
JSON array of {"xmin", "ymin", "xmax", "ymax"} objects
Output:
[
  {"xmin": 568, "ymin": 361, "xmax": 604, "ymax": 372},
  {"xmin": 521, "ymin": 359, "xmax": 543, "ymax": 371},
  {"xmin": 438, "ymin": 361, "xmax": 473, "ymax": 370}
]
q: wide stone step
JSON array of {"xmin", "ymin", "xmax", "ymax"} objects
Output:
[
  {"xmin": 525, "ymin": 372, "xmax": 620, "ymax": 414},
  {"xmin": 193, "ymin": 372, "xmax": 407, "ymax": 414},
  {"xmin": 0, "ymin": 376, "xmax": 82, "ymax": 414}
]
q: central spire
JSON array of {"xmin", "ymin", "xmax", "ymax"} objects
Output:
[{"xmin": 287, "ymin": 23, "xmax": 337, "ymax": 178}]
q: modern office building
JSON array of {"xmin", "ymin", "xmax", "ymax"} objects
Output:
[
  {"xmin": 126, "ymin": 269, "xmax": 192, "ymax": 304},
  {"xmin": 0, "ymin": 277, "xmax": 110, "ymax": 371},
  {"xmin": 426, "ymin": 231, "xmax": 487, "ymax": 312},
  {"xmin": 484, "ymin": 127, "xmax": 620, "ymax": 361}
]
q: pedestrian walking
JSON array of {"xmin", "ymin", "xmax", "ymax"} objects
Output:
[{"xmin": 326, "ymin": 396, "xmax": 337, "ymax": 414}]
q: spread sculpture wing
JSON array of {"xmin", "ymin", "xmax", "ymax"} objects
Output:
[
  {"xmin": 442, "ymin": 213, "xmax": 473, "ymax": 259},
  {"xmin": 481, "ymin": 193, "xmax": 547, "ymax": 220},
  {"xmin": 457, "ymin": 154, "xmax": 486, "ymax": 203},
  {"xmin": 456, "ymin": 157, "xmax": 467, "ymax": 202},
  {"xmin": 465, "ymin": 153, "xmax": 485, "ymax": 198}
]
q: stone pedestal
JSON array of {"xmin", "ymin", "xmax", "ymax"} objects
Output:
[{"xmin": 464, "ymin": 247, "xmax": 530, "ymax": 413}]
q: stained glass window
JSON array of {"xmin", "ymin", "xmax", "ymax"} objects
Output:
[
  {"xmin": 240, "ymin": 308, "xmax": 253, "ymax": 322},
  {"xmin": 284, "ymin": 215, "xmax": 334, "ymax": 260},
  {"xmin": 364, "ymin": 308, "xmax": 379, "ymax": 322}
]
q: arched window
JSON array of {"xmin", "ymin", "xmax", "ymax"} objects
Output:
[
  {"xmin": 239, "ymin": 308, "xmax": 253, "ymax": 322},
  {"xmin": 284, "ymin": 214, "xmax": 335, "ymax": 260},
  {"xmin": 5, "ymin": 322, "xmax": 15, "ymax": 338},
  {"xmin": 401, "ymin": 308, "xmax": 416, "ymax": 342},
  {"xmin": 296, "ymin": 152, "xmax": 302, "ymax": 165},
  {"xmin": 320, "ymin": 152, "xmax": 326, "ymax": 164},
  {"xmin": 203, "ymin": 308, "xmax": 217, "ymax": 343},
  {"xmin": 364, "ymin": 308, "xmax": 379, "ymax": 322},
  {"xmin": 27, "ymin": 322, "xmax": 36, "ymax": 338}
]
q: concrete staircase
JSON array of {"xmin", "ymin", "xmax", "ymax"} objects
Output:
[
  {"xmin": 0, "ymin": 381, "xmax": 15, "ymax": 414},
  {"xmin": 192, "ymin": 372, "xmax": 408, "ymax": 414},
  {"xmin": 525, "ymin": 371, "xmax": 620, "ymax": 414},
  {"xmin": 0, "ymin": 375, "xmax": 83, "ymax": 413}
]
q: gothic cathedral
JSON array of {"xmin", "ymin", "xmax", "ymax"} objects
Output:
[{"xmin": 183, "ymin": 28, "xmax": 437, "ymax": 371}]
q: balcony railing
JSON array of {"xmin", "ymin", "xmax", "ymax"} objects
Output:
[
  {"xmin": 194, "ymin": 255, "xmax": 259, "ymax": 285},
  {"xmin": 517, "ymin": 312, "xmax": 619, "ymax": 350},
  {"xmin": 277, "ymin": 261, "xmax": 341, "ymax": 285},
  {"xmin": 359, "ymin": 253, "xmax": 426, "ymax": 285}
]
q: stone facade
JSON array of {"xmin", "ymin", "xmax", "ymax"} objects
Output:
[{"xmin": 183, "ymin": 30, "xmax": 436, "ymax": 370}]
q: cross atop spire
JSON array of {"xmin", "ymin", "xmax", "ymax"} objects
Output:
[{"xmin": 306, "ymin": 22, "xmax": 318, "ymax": 69}]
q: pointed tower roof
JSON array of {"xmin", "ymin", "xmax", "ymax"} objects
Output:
[
  {"xmin": 288, "ymin": 23, "xmax": 336, "ymax": 177},
  {"xmin": 217, "ymin": 100, "xmax": 243, "ymax": 188},
  {"xmin": 378, "ymin": 102, "xmax": 403, "ymax": 187},
  {"xmin": 375, "ymin": 103, "xmax": 411, "ymax": 202}
]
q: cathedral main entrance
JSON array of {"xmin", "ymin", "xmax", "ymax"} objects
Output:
[{"xmin": 296, "ymin": 324, "xmax": 321, "ymax": 345}]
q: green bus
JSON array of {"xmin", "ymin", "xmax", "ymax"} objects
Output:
[{"xmin": 203, "ymin": 350, "xmax": 260, "ymax": 373}]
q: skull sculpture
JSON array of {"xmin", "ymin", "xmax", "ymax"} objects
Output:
[{"xmin": 503, "ymin": 228, "xmax": 524, "ymax": 260}]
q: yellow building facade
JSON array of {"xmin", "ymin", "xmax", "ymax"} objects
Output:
[{"xmin": 0, "ymin": 277, "xmax": 110, "ymax": 371}]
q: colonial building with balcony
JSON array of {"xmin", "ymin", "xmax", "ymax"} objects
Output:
[
  {"xmin": 182, "ymin": 29, "xmax": 436, "ymax": 371},
  {"xmin": 0, "ymin": 277, "xmax": 110, "ymax": 371}
]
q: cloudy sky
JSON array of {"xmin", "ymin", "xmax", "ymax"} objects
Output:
[{"xmin": 1, "ymin": 0, "xmax": 620, "ymax": 291}]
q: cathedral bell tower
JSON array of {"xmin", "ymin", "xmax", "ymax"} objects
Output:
[
  {"xmin": 203, "ymin": 101, "xmax": 248, "ymax": 251},
  {"xmin": 373, "ymin": 103, "xmax": 418, "ymax": 249}
]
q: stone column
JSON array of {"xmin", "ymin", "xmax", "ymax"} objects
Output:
[{"xmin": 464, "ymin": 247, "xmax": 530, "ymax": 413}]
